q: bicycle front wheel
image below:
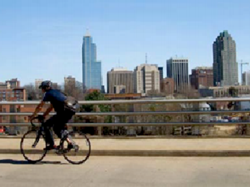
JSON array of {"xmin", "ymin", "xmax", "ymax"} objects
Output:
[
  {"xmin": 61, "ymin": 131, "xmax": 91, "ymax": 165},
  {"xmin": 20, "ymin": 130, "xmax": 47, "ymax": 163}
]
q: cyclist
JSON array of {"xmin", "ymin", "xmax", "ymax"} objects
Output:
[{"xmin": 29, "ymin": 80, "xmax": 77, "ymax": 150}]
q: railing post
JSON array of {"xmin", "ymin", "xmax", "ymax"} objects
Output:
[
  {"xmin": 127, "ymin": 103, "xmax": 136, "ymax": 136},
  {"xmin": 94, "ymin": 105, "xmax": 103, "ymax": 136},
  {"xmin": 10, "ymin": 104, "xmax": 18, "ymax": 135},
  {"xmin": 111, "ymin": 104, "xmax": 115, "ymax": 135},
  {"xmin": 246, "ymin": 123, "xmax": 250, "ymax": 135}
]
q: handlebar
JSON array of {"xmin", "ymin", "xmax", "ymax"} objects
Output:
[{"xmin": 30, "ymin": 115, "xmax": 45, "ymax": 127}]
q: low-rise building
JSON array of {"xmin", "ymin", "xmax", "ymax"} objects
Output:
[
  {"xmin": 242, "ymin": 71, "xmax": 250, "ymax": 86},
  {"xmin": 6, "ymin": 78, "xmax": 20, "ymax": 89},
  {"xmin": 190, "ymin": 67, "xmax": 213, "ymax": 89},
  {"xmin": 199, "ymin": 86, "xmax": 250, "ymax": 98},
  {"xmin": 0, "ymin": 87, "xmax": 27, "ymax": 134},
  {"xmin": 0, "ymin": 88, "xmax": 26, "ymax": 101}
]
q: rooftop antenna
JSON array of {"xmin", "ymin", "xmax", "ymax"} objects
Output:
[
  {"xmin": 145, "ymin": 53, "xmax": 148, "ymax": 64},
  {"xmin": 85, "ymin": 27, "xmax": 90, "ymax": 36},
  {"xmin": 118, "ymin": 59, "xmax": 120, "ymax": 68}
]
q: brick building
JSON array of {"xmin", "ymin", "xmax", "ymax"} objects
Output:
[
  {"xmin": 190, "ymin": 67, "xmax": 213, "ymax": 89},
  {"xmin": 0, "ymin": 88, "xmax": 26, "ymax": 101},
  {"xmin": 0, "ymin": 83, "xmax": 26, "ymax": 133},
  {"xmin": 6, "ymin": 78, "xmax": 20, "ymax": 89}
]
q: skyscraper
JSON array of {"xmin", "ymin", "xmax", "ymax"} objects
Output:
[
  {"xmin": 166, "ymin": 58, "xmax": 189, "ymax": 92},
  {"xmin": 134, "ymin": 64, "xmax": 160, "ymax": 94},
  {"xmin": 158, "ymin": 67, "xmax": 163, "ymax": 82},
  {"xmin": 213, "ymin": 31, "xmax": 238, "ymax": 86},
  {"xmin": 82, "ymin": 31, "xmax": 102, "ymax": 90}
]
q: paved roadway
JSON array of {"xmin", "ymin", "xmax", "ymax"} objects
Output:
[{"xmin": 1, "ymin": 155, "xmax": 250, "ymax": 187}]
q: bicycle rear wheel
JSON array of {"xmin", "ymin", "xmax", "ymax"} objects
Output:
[
  {"xmin": 20, "ymin": 130, "xmax": 47, "ymax": 163},
  {"xmin": 61, "ymin": 131, "xmax": 91, "ymax": 165}
]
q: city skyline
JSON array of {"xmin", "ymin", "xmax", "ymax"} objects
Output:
[{"xmin": 0, "ymin": 0, "xmax": 250, "ymax": 87}]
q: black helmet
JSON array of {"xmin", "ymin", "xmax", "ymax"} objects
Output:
[{"xmin": 39, "ymin": 80, "xmax": 52, "ymax": 89}]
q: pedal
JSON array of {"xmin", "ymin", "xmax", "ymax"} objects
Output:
[
  {"xmin": 74, "ymin": 145, "xmax": 79, "ymax": 152},
  {"xmin": 32, "ymin": 141, "xmax": 38, "ymax": 148}
]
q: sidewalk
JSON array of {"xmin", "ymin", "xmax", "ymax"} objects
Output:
[{"xmin": 1, "ymin": 138, "xmax": 250, "ymax": 156}]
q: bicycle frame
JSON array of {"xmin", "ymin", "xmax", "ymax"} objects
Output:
[
  {"xmin": 30, "ymin": 117, "xmax": 46, "ymax": 148},
  {"xmin": 30, "ymin": 117, "xmax": 73, "ymax": 152}
]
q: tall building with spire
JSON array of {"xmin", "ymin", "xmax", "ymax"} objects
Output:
[
  {"xmin": 213, "ymin": 31, "xmax": 238, "ymax": 86},
  {"xmin": 82, "ymin": 30, "xmax": 102, "ymax": 90}
]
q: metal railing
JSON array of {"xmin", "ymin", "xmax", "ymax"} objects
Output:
[
  {"xmin": 0, "ymin": 97, "xmax": 250, "ymax": 105},
  {"xmin": 0, "ymin": 98, "xmax": 250, "ymax": 127}
]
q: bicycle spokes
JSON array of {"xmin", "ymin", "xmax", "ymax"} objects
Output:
[
  {"xmin": 20, "ymin": 130, "xmax": 47, "ymax": 163},
  {"xmin": 61, "ymin": 132, "xmax": 91, "ymax": 164}
]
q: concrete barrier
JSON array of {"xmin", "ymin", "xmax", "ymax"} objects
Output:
[{"xmin": 1, "ymin": 138, "xmax": 250, "ymax": 157}]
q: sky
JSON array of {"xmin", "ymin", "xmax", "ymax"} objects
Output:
[{"xmin": 0, "ymin": 0, "xmax": 250, "ymax": 87}]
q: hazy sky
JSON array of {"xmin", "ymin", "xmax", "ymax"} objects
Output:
[{"xmin": 0, "ymin": 0, "xmax": 250, "ymax": 87}]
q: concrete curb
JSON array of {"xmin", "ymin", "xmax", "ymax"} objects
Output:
[
  {"xmin": 2, "ymin": 135, "xmax": 250, "ymax": 139},
  {"xmin": 1, "ymin": 149, "xmax": 250, "ymax": 157}
]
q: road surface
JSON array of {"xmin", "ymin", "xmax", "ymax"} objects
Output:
[{"xmin": 1, "ymin": 154, "xmax": 250, "ymax": 187}]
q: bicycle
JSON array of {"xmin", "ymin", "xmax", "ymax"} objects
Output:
[{"xmin": 20, "ymin": 116, "xmax": 91, "ymax": 164}]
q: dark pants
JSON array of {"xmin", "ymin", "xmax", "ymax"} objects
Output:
[{"xmin": 44, "ymin": 110, "xmax": 75, "ymax": 146}]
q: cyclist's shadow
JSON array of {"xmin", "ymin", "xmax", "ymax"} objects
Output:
[{"xmin": 0, "ymin": 159, "xmax": 67, "ymax": 165}]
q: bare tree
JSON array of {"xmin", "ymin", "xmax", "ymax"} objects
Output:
[
  {"xmin": 176, "ymin": 84, "xmax": 200, "ymax": 99},
  {"xmin": 147, "ymin": 89, "xmax": 165, "ymax": 97},
  {"xmin": 64, "ymin": 82, "xmax": 85, "ymax": 100},
  {"xmin": 23, "ymin": 84, "xmax": 41, "ymax": 100}
]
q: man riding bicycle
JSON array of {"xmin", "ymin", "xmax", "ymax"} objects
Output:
[{"xmin": 29, "ymin": 80, "xmax": 77, "ymax": 150}]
